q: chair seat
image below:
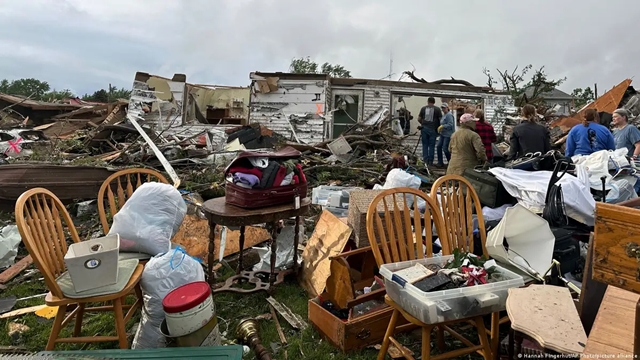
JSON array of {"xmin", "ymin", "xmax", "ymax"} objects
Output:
[{"xmin": 45, "ymin": 264, "xmax": 143, "ymax": 306}]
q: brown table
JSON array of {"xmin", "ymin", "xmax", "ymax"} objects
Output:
[
  {"xmin": 581, "ymin": 286, "xmax": 639, "ymax": 359},
  {"xmin": 201, "ymin": 197, "xmax": 310, "ymax": 294}
]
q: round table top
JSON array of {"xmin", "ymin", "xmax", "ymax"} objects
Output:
[{"xmin": 201, "ymin": 196, "xmax": 311, "ymax": 226}]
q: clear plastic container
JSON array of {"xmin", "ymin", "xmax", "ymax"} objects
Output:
[
  {"xmin": 379, "ymin": 255, "xmax": 524, "ymax": 324},
  {"xmin": 311, "ymin": 186, "xmax": 362, "ymax": 207}
]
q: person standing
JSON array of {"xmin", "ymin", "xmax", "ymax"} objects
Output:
[
  {"xmin": 447, "ymin": 113, "xmax": 487, "ymax": 175},
  {"xmin": 418, "ymin": 97, "xmax": 442, "ymax": 167},
  {"xmin": 565, "ymin": 109, "xmax": 615, "ymax": 157},
  {"xmin": 436, "ymin": 103, "xmax": 455, "ymax": 167},
  {"xmin": 473, "ymin": 109, "xmax": 497, "ymax": 161},
  {"xmin": 612, "ymin": 108, "xmax": 640, "ymax": 159},
  {"xmin": 508, "ymin": 104, "xmax": 552, "ymax": 160}
]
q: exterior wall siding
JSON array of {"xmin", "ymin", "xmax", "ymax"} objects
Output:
[{"xmin": 249, "ymin": 78, "xmax": 329, "ymax": 144}]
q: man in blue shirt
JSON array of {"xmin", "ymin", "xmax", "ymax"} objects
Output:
[{"xmin": 565, "ymin": 109, "xmax": 615, "ymax": 157}]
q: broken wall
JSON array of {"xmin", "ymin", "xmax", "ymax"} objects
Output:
[
  {"xmin": 187, "ymin": 85, "xmax": 249, "ymax": 125},
  {"xmin": 129, "ymin": 72, "xmax": 187, "ymax": 130},
  {"xmin": 248, "ymin": 73, "xmax": 329, "ymax": 144}
]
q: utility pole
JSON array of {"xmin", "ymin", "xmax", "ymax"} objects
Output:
[
  {"xmin": 594, "ymin": 83, "xmax": 598, "ymax": 99},
  {"xmin": 389, "ymin": 51, "xmax": 393, "ymax": 80}
]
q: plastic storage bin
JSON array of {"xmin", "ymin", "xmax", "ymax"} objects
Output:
[
  {"xmin": 379, "ymin": 255, "xmax": 524, "ymax": 324},
  {"xmin": 63, "ymin": 234, "xmax": 120, "ymax": 293}
]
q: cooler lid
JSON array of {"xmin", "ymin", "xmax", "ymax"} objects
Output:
[{"xmin": 162, "ymin": 281, "xmax": 211, "ymax": 313}]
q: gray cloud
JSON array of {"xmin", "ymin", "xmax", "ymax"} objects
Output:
[{"xmin": 0, "ymin": 0, "xmax": 638, "ymax": 95}]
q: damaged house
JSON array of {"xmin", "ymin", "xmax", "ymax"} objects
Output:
[{"xmin": 248, "ymin": 72, "xmax": 516, "ymax": 152}]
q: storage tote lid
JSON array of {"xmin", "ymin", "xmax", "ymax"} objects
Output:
[{"xmin": 162, "ymin": 281, "xmax": 211, "ymax": 313}]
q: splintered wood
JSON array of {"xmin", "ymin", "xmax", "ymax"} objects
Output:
[
  {"xmin": 300, "ymin": 210, "xmax": 352, "ymax": 297},
  {"xmin": 172, "ymin": 215, "xmax": 271, "ymax": 263},
  {"xmin": 266, "ymin": 297, "xmax": 308, "ymax": 330}
]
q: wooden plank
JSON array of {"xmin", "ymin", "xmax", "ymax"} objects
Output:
[
  {"xmin": 582, "ymin": 287, "xmax": 638, "ymax": 359},
  {"xmin": 578, "ymin": 233, "xmax": 608, "ymax": 336},
  {"xmin": 0, "ymin": 255, "xmax": 32, "ymax": 284},
  {"xmin": 269, "ymin": 304, "xmax": 288, "ymax": 345},
  {"xmin": 593, "ymin": 203, "xmax": 640, "ymax": 294},
  {"xmin": 300, "ymin": 210, "xmax": 352, "ymax": 297},
  {"xmin": 0, "ymin": 305, "xmax": 46, "ymax": 319},
  {"xmin": 172, "ymin": 215, "xmax": 271, "ymax": 264},
  {"xmin": 507, "ymin": 285, "xmax": 587, "ymax": 354},
  {"xmin": 266, "ymin": 297, "xmax": 308, "ymax": 330}
]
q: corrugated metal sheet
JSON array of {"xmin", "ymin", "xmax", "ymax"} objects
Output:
[{"xmin": 248, "ymin": 77, "xmax": 328, "ymax": 144}]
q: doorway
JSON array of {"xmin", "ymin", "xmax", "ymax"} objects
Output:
[{"xmin": 332, "ymin": 90, "xmax": 363, "ymax": 138}]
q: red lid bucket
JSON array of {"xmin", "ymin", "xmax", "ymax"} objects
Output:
[{"xmin": 162, "ymin": 281, "xmax": 214, "ymax": 337}]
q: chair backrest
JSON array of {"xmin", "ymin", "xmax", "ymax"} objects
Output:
[
  {"xmin": 15, "ymin": 188, "xmax": 81, "ymax": 298},
  {"xmin": 365, "ymin": 187, "xmax": 449, "ymax": 267},
  {"xmin": 430, "ymin": 174, "xmax": 487, "ymax": 256},
  {"xmin": 98, "ymin": 168, "xmax": 169, "ymax": 234}
]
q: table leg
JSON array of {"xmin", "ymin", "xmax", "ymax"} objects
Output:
[
  {"xmin": 269, "ymin": 222, "xmax": 279, "ymax": 287},
  {"xmin": 635, "ymin": 298, "xmax": 640, "ymax": 359},
  {"xmin": 237, "ymin": 226, "xmax": 246, "ymax": 274},
  {"xmin": 508, "ymin": 328, "xmax": 514, "ymax": 360},
  {"xmin": 514, "ymin": 332, "xmax": 523, "ymax": 358},
  {"xmin": 293, "ymin": 216, "xmax": 300, "ymax": 274},
  {"xmin": 208, "ymin": 220, "xmax": 217, "ymax": 288}
]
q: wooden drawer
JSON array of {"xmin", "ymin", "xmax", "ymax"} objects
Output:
[
  {"xmin": 308, "ymin": 295, "xmax": 413, "ymax": 352},
  {"xmin": 593, "ymin": 202, "xmax": 640, "ymax": 294}
]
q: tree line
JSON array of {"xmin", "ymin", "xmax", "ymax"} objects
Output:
[{"xmin": 0, "ymin": 78, "xmax": 131, "ymax": 103}]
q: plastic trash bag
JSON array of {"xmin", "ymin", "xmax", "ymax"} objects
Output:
[
  {"xmin": 108, "ymin": 182, "xmax": 186, "ymax": 256},
  {"xmin": 373, "ymin": 168, "xmax": 425, "ymax": 209},
  {"xmin": 132, "ymin": 247, "xmax": 205, "ymax": 349},
  {"xmin": 0, "ymin": 225, "xmax": 21, "ymax": 268}
]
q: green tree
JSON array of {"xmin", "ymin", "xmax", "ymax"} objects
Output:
[
  {"xmin": 0, "ymin": 78, "xmax": 51, "ymax": 100},
  {"xmin": 571, "ymin": 87, "xmax": 595, "ymax": 109},
  {"xmin": 483, "ymin": 65, "xmax": 566, "ymax": 109},
  {"xmin": 82, "ymin": 84, "xmax": 131, "ymax": 103},
  {"xmin": 289, "ymin": 56, "xmax": 352, "ymax": 78}
]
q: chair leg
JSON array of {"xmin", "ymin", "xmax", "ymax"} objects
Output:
[
  {"xmin": 490, "ymin": 312, "xmax": 500, "ymax": 360},
  {"xmin": 436, "ymin": 325, "xmax": 445, "ymax": 351},
  {"xmin": 73, "ymin": 303, "xmax": 86, "ymax": 337},
  {"xmin": 113, "ymin": 298, "xmax": 128, "ymax": 349},
  {"xmin": 421, "ymin": 325, "xmax": 433, "ymax": 360},
  {"xmin": 474, "ymin": 316, "xmax": 493, "ymax": 360},
  {"xmin": 46, "ymin": 305, "xmax": 67, "ymax": 351},
  {"xmin": 377, "ymin": 308, "xmax": 399, "ymax": 360}
]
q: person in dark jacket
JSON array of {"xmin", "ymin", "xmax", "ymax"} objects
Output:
[
  {"xmin": 473, "ymin": 109, "xmax": 497, "ymax": 161},
  {"xmin": 508, "ymin": 104, "xmax": 552, "ymax": 160},
  {"xmin": 418, "ymin": 97, "xmax": 442, "ymax": 167}
]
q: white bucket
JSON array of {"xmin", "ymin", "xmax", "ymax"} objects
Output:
[{"xmin": 162, "ymin": 281, "xmax": 215, "ymax": 337}]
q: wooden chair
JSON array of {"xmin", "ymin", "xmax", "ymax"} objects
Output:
[
  {"xmin": 430, "ymin": 175, "xmax": 500, "ymax": 358},
  {"xmin": 15, "ymin": 188, "xmax": 143, "ymax": 350},
  {"xmin": 98, "ymin": 168, "xmax": 169, "ymax": 234},
  {"xmin": 368, "ymin": 188, "xmax": 493, "ymax": 360}
]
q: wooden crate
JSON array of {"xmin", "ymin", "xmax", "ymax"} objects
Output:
[
  {"xmin": 308, "ymin": 294, "xmax": 413, "ymax": 352},
  {"xmin": 347, "ymin": 190, "xmax": 405, "ymax": 248}
]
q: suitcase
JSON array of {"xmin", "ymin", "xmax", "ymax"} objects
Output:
[
  {"xmin": 224, "ymin": 146, "xmax": 308, "ymax": 209},
  {"xmin": 463, "ymin": 168, "xmax": 516, "ymax": 208},
  {"xmin": 551, "ymin": 227, "xmax": 581, "ymax": 275}
]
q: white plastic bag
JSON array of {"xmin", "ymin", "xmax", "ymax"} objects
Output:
[
  {"xmin": 0, "ymin": 225, "xmax": 21, "ymax": 268},
  {"xmin": 108, "ymin": 182, "xmax": 186, "ymax": 256},
  {"xmin": 373, "ymin": 168, "xmax": 424, "ymax": 209},
  {"xmin": 132, "ymin": 247, "xmax": 205, "ymax": 349}
]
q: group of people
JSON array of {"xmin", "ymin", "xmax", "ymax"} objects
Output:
[
  {"xmin": 416, "ymin": 98, "xmax": 640, "ymax": 177},
  {"xmin": 417, "ymin": 97, "xmax": 497, "ymax": 175}
]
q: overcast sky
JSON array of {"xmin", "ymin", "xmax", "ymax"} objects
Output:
[{"xmin": 0, "ymin": 0, "xmax": 637, "ymax": 97}]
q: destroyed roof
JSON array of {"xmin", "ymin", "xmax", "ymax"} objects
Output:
[
  {"xmin": 251, "ymin": 72, "xmax": 505, "ymax": 95},
  {"xmin": 0, "ymin": 93, "xmax": 82, "ymax": 111},
  {"xmin": 524, "ymin": 86, "xmax": 573, "ymax": 100}
]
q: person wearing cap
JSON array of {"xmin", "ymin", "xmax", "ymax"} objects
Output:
[
  {"xmin": 447, "ymin": 113, "xmax": 487, "ymax": 176},
  {"xmin": 436, "ymin": 102, "xmax": 455, "ymax": 167},
  {"xmin": 417, "ymin": 97, "xmax": 442, "ymax": 167},
  {"xmin": 611, "ymin": 108, "xmax": 640, "ymax": 159}
]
